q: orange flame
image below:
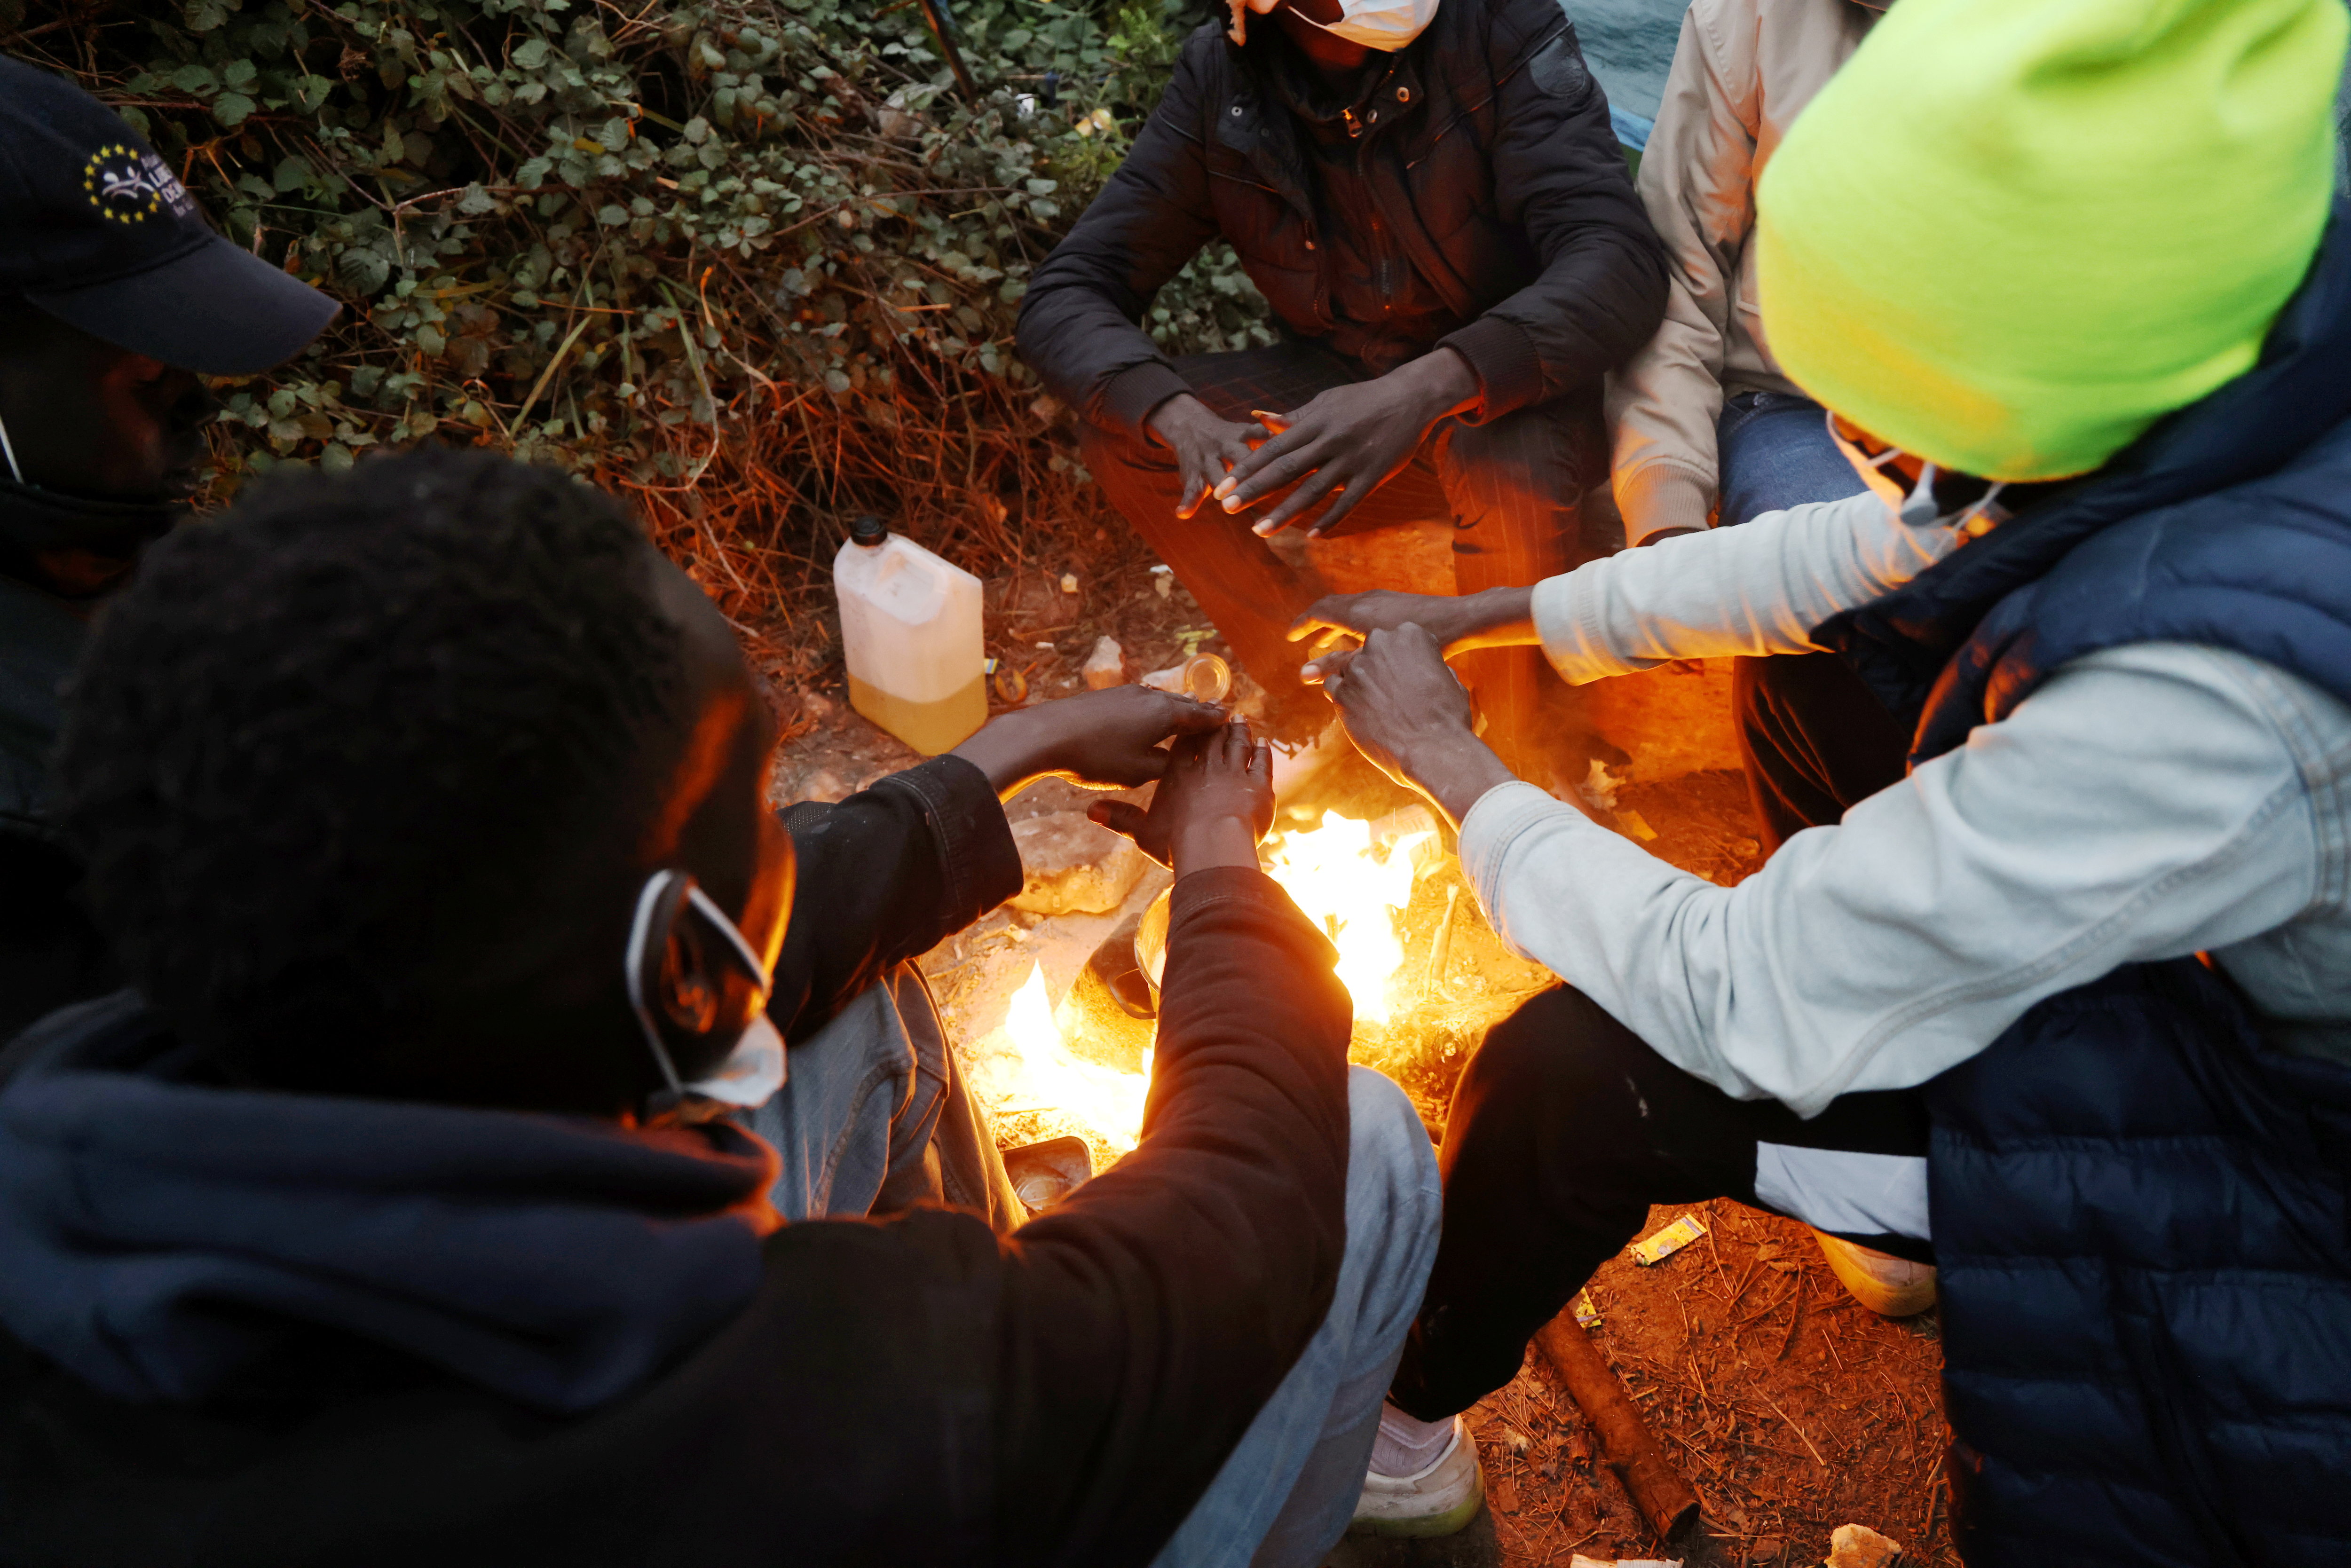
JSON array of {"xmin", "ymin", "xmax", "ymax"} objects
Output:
[
  {"xmin": 1262, "ymin": 813, "xmax": 1434, "ymax": 1025},
  {"xmin": 970, "ymin": 961, "xmax": 1152, "ymax": 1154},
  {"xmin": 967, "ymin": 815, "xmax": 1432, "ymax": 1158}
]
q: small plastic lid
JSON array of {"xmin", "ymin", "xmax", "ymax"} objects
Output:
[{"xmin": 849, "ymin": 515, "xmax": 888, "ymax": 547}]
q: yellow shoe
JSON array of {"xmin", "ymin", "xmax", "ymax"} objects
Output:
[
  {"xmin": 1349, "ymin": 1415, "xmax": 1485, "ymax": 1537},
  {"xmin": 1812, "ymin": 1230, "xmax": 1937, "ymax": 1316}
]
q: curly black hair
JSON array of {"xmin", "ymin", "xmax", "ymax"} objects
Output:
[{"xmin": 56, "ymin": 448, "xmax": 690, "ymax": 1086}]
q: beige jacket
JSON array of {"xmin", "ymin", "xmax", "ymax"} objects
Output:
[{"xmin": 1604, "ymin": 0, "xmax": 1876, "ymax": 544}]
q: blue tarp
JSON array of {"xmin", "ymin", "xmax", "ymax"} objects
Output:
[
  {"xmin": 1575, "ymin": 0, "xmax": 2351, "ymax": 177},
  {"xmin": 1566, "ymin": 0, "xmax": 1690, "ymax": 150}
]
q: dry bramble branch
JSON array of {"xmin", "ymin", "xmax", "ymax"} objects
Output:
[{"xmin": 1, "ymin": 0, "xmax": 1274, "ymax": 671}]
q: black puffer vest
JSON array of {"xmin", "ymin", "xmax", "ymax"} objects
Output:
[{"xmin": 1815, "ymin": 206, "xmax": 2351, "ymax": 1566}]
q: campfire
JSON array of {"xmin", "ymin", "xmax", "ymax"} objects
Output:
[
  {"xmin": 965, "ymin": 809, "xmax": 1445, "ymax": 1159},
  {"xmin": 989, "ymin": 960, "xmax": 1153, "ymax": 1153},
  {"xmin": 1262, "ymin": 810, "xmax": 1436, "ymax": 1027}
]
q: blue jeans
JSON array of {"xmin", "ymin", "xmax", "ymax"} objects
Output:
[
  {"xmin": 1715, "ymin": 390, "xmax": 1867, "ymax": 528},
  {"xmin": 1150, "ymin": 1066, "xmax": 1444, "ymax": 1568},
  {"xmin": 743, "ymin": 965, "xmax": 1023, "ymax": 1229},
  {"xmin": 744, "ymin": 968, "xmax": 1446, "ymax": 1568}
]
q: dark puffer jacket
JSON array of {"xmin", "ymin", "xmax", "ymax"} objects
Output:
[{"xmin": 1016, "ymin": 0, "xmax": 1666, "ymax": 434}]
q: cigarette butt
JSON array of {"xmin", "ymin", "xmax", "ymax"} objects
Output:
[
  {"xmin": 1629, "ymin": 1213, "xmax": 1707, "ymax": 1266},
  {"xmin": 1617, "ymin": 808, "xmax": 1659, "ymax": 842}
]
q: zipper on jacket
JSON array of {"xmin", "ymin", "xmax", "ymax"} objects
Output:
[
  {"xmin": 1352, "ymin": 62, "xmax": 1405, "ymax": 314},
  {"xmin": 1357, "ymin": 136, "xmax": 1396, "ymax": 315}
]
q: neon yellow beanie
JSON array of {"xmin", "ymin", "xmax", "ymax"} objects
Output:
[{"xmin": 1756, "ymin": 0, "xmax": 2348, "ymax": 481}]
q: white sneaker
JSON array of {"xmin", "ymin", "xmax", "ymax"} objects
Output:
[
  {"xmin": 1349, "ymin": 1414, "xmax": 1484, "ymax": 1537},
  {"xmin": 1811, "ymin": 1229, "xmax": 1937, "ymax": 1316}
]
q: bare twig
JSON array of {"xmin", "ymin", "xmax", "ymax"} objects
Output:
[
  {"xmin": 1755, "ymin": 1393, "xmax": 1825, "ymax": 1468},
  {"xmin": 1775, "ymin": 1274, "xmax": 1806, "ymax": 1361},
  {"xmin": 513, "ymin": 308, "xmax": 595, "ymax": 433}
]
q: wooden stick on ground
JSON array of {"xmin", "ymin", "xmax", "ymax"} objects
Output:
[{"xmin": 1533, "ymin": 1309, "xmax": 1702, "ymax": 1548}]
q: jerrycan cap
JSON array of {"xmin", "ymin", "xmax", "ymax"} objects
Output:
[{"xmin": 849, "ymin": 515, "xmax": 889, "ymax": 548}]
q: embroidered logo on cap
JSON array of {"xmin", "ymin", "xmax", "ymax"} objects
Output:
[{"xmin": 82, "ymin": 144, "xmax": 197, "ymax": 224}]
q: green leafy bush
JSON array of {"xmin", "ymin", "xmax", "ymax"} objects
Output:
[{"xmin": 3, "ymin": 0, "xmax": 1269, "ymax": 633}]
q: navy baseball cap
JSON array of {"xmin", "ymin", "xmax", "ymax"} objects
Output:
[{"xmin": 0, "ymin": 55, "xmax": 338, "ymax": 375}]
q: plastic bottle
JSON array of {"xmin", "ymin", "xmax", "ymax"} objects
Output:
[{"xmin": 833, "ymin": 515, "xmax": 987, "ymax": 755}]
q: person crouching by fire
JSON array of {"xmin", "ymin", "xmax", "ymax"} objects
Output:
[
  {"xmin": 1015, "ymin": 0, "xmax": 1667, "ymax": 784},
  {"xmin": 1292, "ymin": 0, "xmax": 2351, "ymax": 1557},
  {"xmin": 0, "ymin": 449, "xmax": 1443, "ymax": 1568}
]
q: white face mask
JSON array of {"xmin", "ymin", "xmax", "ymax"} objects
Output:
[
  {"xmin": 1228, "ymin": 0, "xmax": 1440, "ymax": 51},
  {"xmin": 625, "ymin": 871, "xmax": 785, "ymax": 1120},
  {"xmin": 678, "ymin": 1012, "xmax": 786, "ymax": 1111}
]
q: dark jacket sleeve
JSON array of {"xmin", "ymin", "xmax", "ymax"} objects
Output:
[
  {"xmin": 741, "ymin": 867, "xmax": 1355, "ymax": 1567},
  {"xmin": 1438, "ymin": 4, "xmax": 1669, "ymax": 422},
  {"xmin": 1014, "ymin": 32, "xmax": 1223, "ymax": 435},
  {"xmin": 765, "ymin": 754, "xmax": 1021, "ymax": 1044},
  {"xmin": 986, "ymin": 867, "xmax": 1353, "ymax": 1561},
  {"xmin": 0, "ymin": 869, "xmax": 1354, "ymax": 1568},
  {"xmin": 0, "ymin": 830, "xmax": 115, "ymax": 1057}
]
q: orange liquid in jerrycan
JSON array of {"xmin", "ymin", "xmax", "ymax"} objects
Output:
[
  {"xmin": 833, "ymin": 519, "xmax": 988, "ymax": 756},
  {"xmin": 847, "ymin": 671, "xmax": 989, "ymax": 758}
]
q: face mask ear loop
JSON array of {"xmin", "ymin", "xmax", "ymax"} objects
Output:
[
  {"xmin": 1897, "ymin": 461, "xmax": 1942, "ymax": 528},
  {"xmin": 1954, "ymin": 480, "xmax": 2010, "ymax": 535},
  {"xmin": 624, "ymin": 871, "xmax": 690, "ymax": 1105},
  {"xmin": 1824, "ymin": 408, "xmax": 1903, "ymax": 473},
  {"xmin": 0, "ymin": 410, "xmax": 24, "ymax": 485},
  {"xmin": 684, "ymin": 883, "xmax": 774, "ymax": 1001}
]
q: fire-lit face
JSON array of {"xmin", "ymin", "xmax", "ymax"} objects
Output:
[{"xmin": 639, "ymin": 557, "xmax": 797, "ymax": 1084}]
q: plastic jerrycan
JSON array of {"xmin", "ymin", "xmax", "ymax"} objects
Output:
[{"xmin": 833, "ymin": 516, "xmax": 988, "ymax": 755}]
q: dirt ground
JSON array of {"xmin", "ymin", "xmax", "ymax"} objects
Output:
[{"xmin": 764, "ymin": 542, "xmax": 1952, "ymax": 1568}]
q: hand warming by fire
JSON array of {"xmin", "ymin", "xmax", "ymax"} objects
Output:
[
  {"xmin": 972, "ymin": 807, "xmax": 1441, "ymax": 1155},
  {"xmin": 10, "ymin": 1, "xmax": 2343, "ymax": 1563},
  {"xmin": 970, "ymin": 717, "xmax": 1456, "ymax": 1158}
]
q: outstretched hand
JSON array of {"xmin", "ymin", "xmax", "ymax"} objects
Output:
[
  {"xmin": 1089, "ymin": 719, "xmax": 1274, "ymax": 875},
  {"xmin": 1287, "ymin": 585, "xmax": 1539, "ymax": 677},
  {"xmin": 949, "ymin": 686, "xmax": 1230, "ymax": 800},
  {"xmin": 1307, "ymin": 623, "xmax": 1518, "ymax": 827}
]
